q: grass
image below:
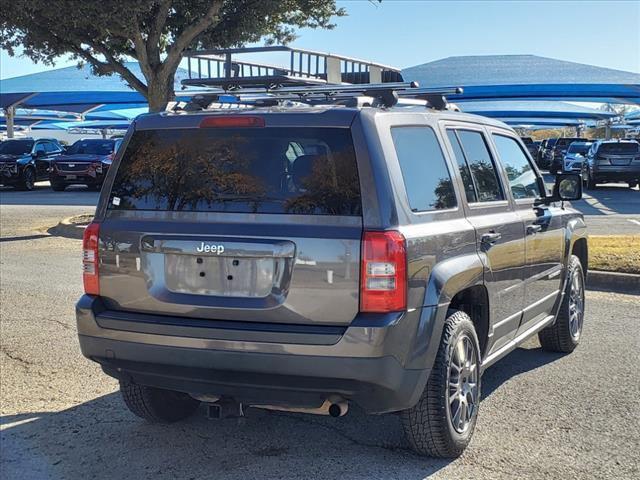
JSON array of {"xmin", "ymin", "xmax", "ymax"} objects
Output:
[{"xmin": 589, "ymin": 235, "xmax": 640, "ymax": 274}]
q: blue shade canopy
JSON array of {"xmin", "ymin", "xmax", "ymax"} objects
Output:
[
  {"xmin": 459, "ymin": 101, "xmax": 617, "ymax": 120},
  {"xmin": 0, "ymin": 62, "xmax": 193, "ymax": 111},
  {"xmin": 403, "ymin": 55, "xmax": 640, "ymax": 104}
]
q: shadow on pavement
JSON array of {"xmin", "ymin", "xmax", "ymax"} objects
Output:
[
  {"xmin": 0, "ymin": 184, "xmax": 99, "ymax": 207},
  {"xmin": 481, "ymin": 344, "xmax": 564, "ymax": 399},
  {"xmin": 0, "ymin": 344, "xmax": 567, "ymax": 480}
]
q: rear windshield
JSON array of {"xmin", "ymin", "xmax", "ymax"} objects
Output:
[
  {"xmin": 598, "ymin": 142, "xmax": 639, "ymax": 155},
  {"xmin": 556, "ymin": 138, "xmax": 585, "ymax": 148},
  {"xmin": 66, "ymin": 140, "xmax": 115, "ymax": 155},
  {"xmin": 109, "ymin": 127, "xmax": 361, "ymax": 215},
  {"xmin": 568, "ymin": 143, "xmax": 590, "ymax": 154},
  {"xmin": 0, "ymin": 140, "xmax": 33, "ymax": 155}
]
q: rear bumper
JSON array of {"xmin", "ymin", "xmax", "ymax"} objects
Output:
[
  {"xmin": 592, "ymin": 165, "xmax": 640, "ymax": 181},
  {"xmin": 76, "ymin": 295, "xmax": 432, "ymax": 414}
]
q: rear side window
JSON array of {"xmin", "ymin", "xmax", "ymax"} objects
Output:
[
  {"xmin": 109, "ymin": 127, "xmax": 361, "ymax": 215},
  {"xmin": 391, "ymin": 126, "xmax": 456, "ymax": 212},
  {"xmin": 450, "ymin": 130, "xmax": 504, "ymax": 203},
  {"xmin": 492, "ymin": 134, "xmax": 541, "ymax": 200}
]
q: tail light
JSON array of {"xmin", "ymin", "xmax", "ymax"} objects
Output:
[
  {"xmin": 360, "ymin": 231, "xmax": 407, "ymax": 313},
  {"xmin": 82, "ymin": 222, "xmax": 100, "ymax": 295}
]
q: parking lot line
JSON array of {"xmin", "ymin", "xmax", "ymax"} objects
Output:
[{"xmin": 627, "ymin": 219, "xmax": 640, "ymax": 227}]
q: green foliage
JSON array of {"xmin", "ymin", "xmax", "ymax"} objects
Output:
[{"xmin": 0, "ymin": 0, "xmax": 345, "ymax": 110}]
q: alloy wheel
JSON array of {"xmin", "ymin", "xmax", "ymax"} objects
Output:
[
  {"xmin": 448, "ymin": 334, "xmax": 479, "ymax": 434},
  {"xmin": 568, "ymin": 269, "xmax": 584, "ymax": 341}
]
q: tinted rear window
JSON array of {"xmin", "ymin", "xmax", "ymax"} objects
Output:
[
  {"xmin": 109, "ymin": 127, "xmax": 361, "ymax": 215},
  {"xmin": 391, "ymin": 126, "xmax": 456, "ymax": 211},
  {"xmin": 598, "ymin": 142, "xmax": 639, "ymax": 155}
]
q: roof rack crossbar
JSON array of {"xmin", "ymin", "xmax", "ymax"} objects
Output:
[{"xmin": 179, "ymin": 84, "xmax": 464, "ymax": 111}]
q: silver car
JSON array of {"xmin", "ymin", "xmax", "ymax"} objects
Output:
[{"xmin": 563, "ymin": 141, "xmax": 592, "ymax": 173}]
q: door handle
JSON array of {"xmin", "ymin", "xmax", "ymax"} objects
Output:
[
  {"xmin": 481, "ymin": 231, "xmax": 502, "ymax": 244},
  {"xmin": 527, "ymin": 224, "xmax": 543, "ymax": 235}
]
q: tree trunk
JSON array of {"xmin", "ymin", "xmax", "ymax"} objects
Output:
[{"xmin": 146, "ymin": 71, "xmax": 176, "ymax": 112}]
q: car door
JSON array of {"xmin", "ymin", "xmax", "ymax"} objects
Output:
[
  {"xmin": 32, "ymin": 142, "xmax": 49, "ymax": 179},
  {"xmin": 442, "ymin": 125, "xmax": 526, "ymax": 356},
  {"xmin": 489, "ymin": 130, "xmax": 564, "ymax": 335}
]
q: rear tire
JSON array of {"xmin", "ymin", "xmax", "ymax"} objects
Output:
[
  {"xmin": 119, "ymin": 381, "xmax": 200, "ymax": 423},
  {"xmin": 401, "ymin": 310, "xmax": 481, "ymax": 458},
  {"xmin": 538, "ymin": 255, "xmax": 585, "ymax": 353}
]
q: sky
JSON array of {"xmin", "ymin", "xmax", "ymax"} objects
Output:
[{"xmin": 1, "ymin": 0, "xmax": 639, "ymax": 80}]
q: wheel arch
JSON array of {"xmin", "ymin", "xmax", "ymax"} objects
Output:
[{"xmin": 407, "ymin": 253, "xmax": 486, "ymax": 370}]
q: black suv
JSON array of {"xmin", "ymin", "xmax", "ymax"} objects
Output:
[
  {"xmin": 540, "ymin": 137, "xmax": 557, "ymax": 169},
  {"xmin": 49, "ymin": 138, "xmax": 122, "ymax": 191},
  {"xmin": 75, "ymin": 52, "xmax": 587, "ymax": 458},
  {"xmin": 519, "ymin": 136, "xmax": 540, "ymax": 159},
  {"xmin": 583, "ymin": 139, "xmax": 640, "ymax": 189},
  {"xmin": 0, "ymin": 137, "xmax": 64, "ymax": 190}
]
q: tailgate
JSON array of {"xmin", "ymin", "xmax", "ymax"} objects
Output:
[
  {"xmin": 96, "ymin": 123, "xmax": 363, "ymax": 326},
  {"xmin": 98, "ymin": 215, "xmax": 361, "ymax": 325}
]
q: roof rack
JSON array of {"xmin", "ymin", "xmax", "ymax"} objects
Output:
[
  {"xmin": 178, "ymin": 83, "xmax": 464, "ymax": 111},
  {"xmin": 182, "ymin": 46, "xmax": 404, "ymax": 90}
]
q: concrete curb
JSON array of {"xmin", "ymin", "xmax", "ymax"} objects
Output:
[
  {"xmin": 587, "ymin": 270, "xmax": 640, "ymax": 295},
  {"xmin": 48, "ymin": 215, "xmax": 92, "ymax": 240}
]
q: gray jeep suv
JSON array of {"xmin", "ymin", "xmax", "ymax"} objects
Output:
[{"xmin": 76, "ymin": 84, "xmax": 587, "ymax": 458}]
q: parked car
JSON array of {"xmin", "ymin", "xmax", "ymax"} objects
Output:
[
  {"xmin": 536, "ymin": 139, "xmax": 548, "ymax": 167},
  {"xmin": 0, "ymin": 137, "xmax": 64, "ymax": 190},
  {"xmin": 49, "ymin": 138, "xmax": 122, "ymax": 191},
  {"xmin": 563, "ymin": 141, "xmax": 592, "ymax": 173},
  {"xmin": 583, "ymin": 139, "xmax": 640, "ymax": 189},
  {"xmin": 540, "ymin": 137, "xmax": 558, "ymax": 169},
  {"xmin": 549, "ymin": 137, "xmax": 588, "ymax": 174},
  {"xmin": 76, "ymin": 87, "xmax": 587, "ymax": 459},
  {"xmin": 520, "ymin": 136, "xmax": 540, "ymax": 159}
]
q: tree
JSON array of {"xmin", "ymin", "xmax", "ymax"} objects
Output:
[{"xmin": 0, "ymin": 1, "xmax": 345, "ymax": 111}]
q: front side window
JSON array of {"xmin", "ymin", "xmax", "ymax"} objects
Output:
[
  {"xmin": 34, "ymin": 143, "xmax": 46, "ymax": 153},
  {"xmin": 492, "ymin": 134, "xmax": 541, "ymax": 200},
  {"xmin": 455, "ymin": 130, "xmax": 504, "ymax": 202},
  {"xmin": 391, "ymin": 126, "xmax": 456, "ymax": 212}
]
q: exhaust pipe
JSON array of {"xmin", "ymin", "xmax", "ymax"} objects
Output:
[
  {"xmin": 254, "ymin": 396, "xmax": 349, "ymax": 417},
  {"xmin": 328, "ymin": 400, "xmax": 348, "ymax": 418}
]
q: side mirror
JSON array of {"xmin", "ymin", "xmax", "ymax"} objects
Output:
[
  {"xmin": 32, "ymin": 150, "xmax": 45, "ymax": 158},
  {"xmin": 536, "ymin": 173, "xmax": 582, "ymax": 205},
  {"xmin": 554, "ymin": 173, "xmax": 582, "ymax": 201}
]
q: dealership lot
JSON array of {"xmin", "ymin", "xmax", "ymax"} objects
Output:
[{"xmin": 0, "ymin": 184, "xmax": 639, "ymax": 479}]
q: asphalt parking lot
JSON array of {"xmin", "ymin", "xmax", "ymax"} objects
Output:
[{"xmin": 1, "ymin": 183, "xmax": 639, "ymax": 479}]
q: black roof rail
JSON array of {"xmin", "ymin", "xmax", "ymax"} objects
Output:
[{"xmin": 182, "ymin": 46, "xmax": 404, "ymax": 90}]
